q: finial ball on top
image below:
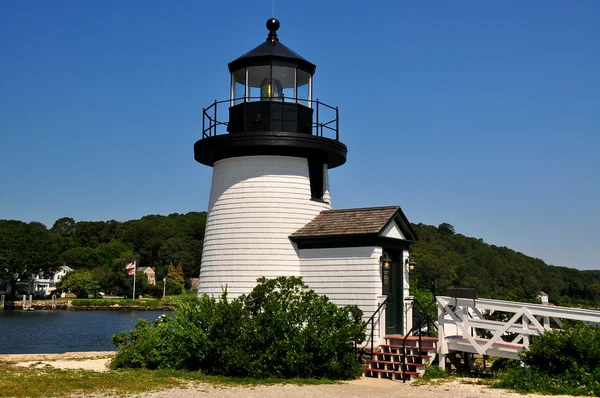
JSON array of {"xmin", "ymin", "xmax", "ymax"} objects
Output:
[{"xmin": 266, "ymin": 18, "xmax": 280, "ymax": 32}]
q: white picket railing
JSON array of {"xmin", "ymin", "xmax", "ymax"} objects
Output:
[{"xmin": 437, "ymin": 296, "xmax": 600, "ymax": 369}]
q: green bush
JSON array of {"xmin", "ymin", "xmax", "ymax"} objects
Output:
[
  {"xmin": 489, "ymin": 357, "xmax": 521, "ymax": 374},
  {"xmin": 521, "ymin": 323, "xmax": 600, "ymax": 376},
  {"xmin": 111, "ymin": 300, "xmax": 212, "ymax": 370},
  {"xmin": 420, "ymin": 365, "xmax": 448, "ymax": 380},
  {"xmin": 111, "ymin": 276, "xmax": 365, "ymax": 380},
  {"xmin": 495, "ymin": 324, "xmax": 600, "ymax": 396},
  {"xmin": 496, "ymin": 366, "xmax": 600, "ymax": 396}
]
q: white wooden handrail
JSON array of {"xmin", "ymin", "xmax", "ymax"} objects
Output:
[{"xmin": 437, "ymin": 296, "xmax": 600, "ymax": 369}]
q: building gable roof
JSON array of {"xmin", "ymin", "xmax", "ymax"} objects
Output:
[{"xmin": 289, "ymin": 206, "xmax": 417, "ymax": 250}]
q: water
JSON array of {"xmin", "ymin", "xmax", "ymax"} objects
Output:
[{"xmin": 0, "ymin": 310, "xmax": 172, "ymax": 354}]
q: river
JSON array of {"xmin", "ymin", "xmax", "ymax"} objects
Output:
[{"xmin": 0, "ymin": 310, "xmax": 171, "ymax": 354}]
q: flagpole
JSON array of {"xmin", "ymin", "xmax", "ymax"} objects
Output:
[{"xmin": 133, "ymin": 261, "xmax": 137, "ymax": 300}]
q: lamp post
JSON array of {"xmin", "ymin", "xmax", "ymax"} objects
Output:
[{"xmin": 162, "ymin": 277, "xmax": 166, "ymax": 300}]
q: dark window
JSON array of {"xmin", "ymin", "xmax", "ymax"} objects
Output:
[{"xmin": 308, "ymin": 160, "xmax": 324, "ymax": 200}]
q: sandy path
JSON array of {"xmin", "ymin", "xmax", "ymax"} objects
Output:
[
  {"xmin": 0, "ymin": 351, "xmax": 115, "ymax": 362},
  {"xmin": 1, "ymin": 351, "xmax": 114, "ymax": 372},
  {"xmin": 0, "ymin": 353, "xmax": 577, "ymax": 397},
  {"xmin": 116, "ymin": 378, "xmax": 577, "ymax": 398}
]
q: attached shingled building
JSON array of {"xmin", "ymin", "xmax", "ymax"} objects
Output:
[{"xmin": 290, "ymin": 206, "xmax": 418, "ymax": 344}]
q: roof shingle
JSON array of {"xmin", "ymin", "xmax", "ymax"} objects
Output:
[{"xmin": 290, "ymin": 206, "xmax": 400, "ymax": 238}]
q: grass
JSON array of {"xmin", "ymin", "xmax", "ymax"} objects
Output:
[
  {"xmin": 0, "ymin": 362, "xmax": 337, "ymax": 398},
  {"xmin": 411, "ymin": 365, "xmax": 451, "ymax": 386},
  {"xmin": 164, "ymin": 292, "xmax": 197, "ymax": 301},
  {"xmin": 69, "ymin": 292, "xmax": 197, "ymax": 308},
  {"xmin": 71, "ymin": 298, "xmax": 173, "ymax": 307}
]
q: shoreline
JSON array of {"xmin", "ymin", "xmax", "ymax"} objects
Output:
[
  {"xmin": 2, "ymin": 300, "xmax": 175, "ymax": 311},
  {"xmin": 0, "ymin": 351, "xmax": 115, "ymax": 362}
]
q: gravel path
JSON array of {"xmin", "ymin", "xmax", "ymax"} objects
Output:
[
  {"xmin": 118, "ymin": 378, "xmax": 577, "ymax": 398},
  {"xmin": 1, "ymin": 352, "xmax": 577, "ymax": 398}
]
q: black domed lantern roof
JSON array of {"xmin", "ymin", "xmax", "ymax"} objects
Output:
[
  {"xmin": 228, "ymin": 18, "xmax": 316, "ymax": 74},
  {"xmin": 194, "ymin": 18, "xmax": 346, "ymax": 169}
]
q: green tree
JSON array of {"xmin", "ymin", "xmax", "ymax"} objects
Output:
[
  {"xmin": 57, "ymin": 269, "xmax": 100, "ymax": 298},
  {"xmin": 60, "ymin": 247, "xmax": 103, "ymax": 269},
  {"xmin": 0, "ymin": 220, "xmax": 62, "ymax": 287},
  {"xmin": 437, "ymin": 222, "xmax": 455, "ymax": 235},
  {"xmin": 166, "ymin": 264, "xmax": 185, "ymax": 294},
  {"xmin": 158, "ymin": 237, "xmax": 196, "ymax": 278},
  {"xmin": 51, "ymin": 217, "xmax": 76, "ymax": 237}
]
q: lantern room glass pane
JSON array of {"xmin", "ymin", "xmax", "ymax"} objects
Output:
[
  {"xmin": 297, "ymin": 70, "xmax": 311, "ymax": 107},
  {"xmin": 231, "ymin": 68, "xmax": 246, "ymax": 105},
  {"xmin": 272, "ymin": 66, "xmax": 296, "ymax": 103},
  {"xmin": 247, "ymin": 65, "xmax": 271, "ymax": 102}
]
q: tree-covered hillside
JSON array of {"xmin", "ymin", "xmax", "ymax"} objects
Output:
[
  {"xmin": 410, "ymin": 223, "xmax": 600, "ymax": 307},
  {"xmin": 0, "ymin": 212, "xmax": 205, "ymax": 297},
  {"xmin": 1, "ymin": 213, "xmax": 599, "ymax": 306}
]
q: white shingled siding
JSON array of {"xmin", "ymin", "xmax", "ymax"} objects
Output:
[
  {"xmin": 298, "ymin": 246, "xmax": 385, "ymax": 346},
  {"xmin": 198, "ymin": 155, "xmax": 331, "ymax": 298}
]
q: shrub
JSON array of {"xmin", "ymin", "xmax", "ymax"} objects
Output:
[
  {"xmin": 111, "ymin": 317, "xmax": 179, "ymax": 369},
  {"xmin": 111, "ymin": 276, "xmax": 365, "ymax": 380},
  {"xmin": 489, "ymin": 357, "xmax": 520, "ymax": 374},
  {"xmin": 521, "ymin": 323, "xmax": 600, "ymax": 376},
  {"xmin": 420, "ymin": 365, "xmax": 448, "ymax": 380},
  {"xmin": 495, "ymin": 324, "xmax": 600, "ymax": 396},
  {"xmin": 496, "ymin": 366, "xmax": 600, "ymax": 396},
  {"xmin": 238, "ymin": 276, "xmax": 365, "ymax": 379}
]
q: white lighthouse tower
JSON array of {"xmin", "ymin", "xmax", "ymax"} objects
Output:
[{"xmin": 195, "ymin": 19, "xmax": 347, "ymax": 298}]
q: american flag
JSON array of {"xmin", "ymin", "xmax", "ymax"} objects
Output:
[{"xmin": 125, "ymin": 261, "xmax": 136, "ymax": 275}]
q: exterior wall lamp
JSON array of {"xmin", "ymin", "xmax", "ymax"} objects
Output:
[
  {"xmin": 380, "ymin": 252, "xmax": 393, "ymax": 293},
  {"xmin": 380, "ymin": 252, "xmax": 392, "ymax": 268},
  {"xmin": 405, "ymin": 257, "xmax": 417, "ymax": 271}
]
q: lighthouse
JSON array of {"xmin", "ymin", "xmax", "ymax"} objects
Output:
[
  {"xmin": 195, "ymin": 18, "xmax": 418, "ymax": 341},
  {"xmin": 195, "ymin": 18, "xmax": 347, "ymax": 298}
]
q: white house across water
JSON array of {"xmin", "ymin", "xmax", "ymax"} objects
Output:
[{"xmin": 194, "ymin": 19, "xmax": 418, "ymax": 345}]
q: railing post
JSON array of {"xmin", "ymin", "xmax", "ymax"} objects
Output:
[
  {"xmin": 315, "ymin": 99, "xmax": 319, "ymax": 136},
  {"xmin": 202, "ymin": 107, "xmax": 205, "ymax": 138},
  {"xmin": 213, "ymin": 100, "xmax": 217, "ymax": 136},
  {"xmin": 370, "ymin": 316, "xmax": 375, "ymax": 357},
  {"xmin": 335, "ymin": 106, "xmax": 339, "ymax": 141}
]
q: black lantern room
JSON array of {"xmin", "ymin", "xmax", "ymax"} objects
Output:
[{"xmin": 194, "ymin": 18, "xmax": 347, "ymax": 169}]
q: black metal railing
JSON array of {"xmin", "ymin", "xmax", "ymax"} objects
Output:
[
  {"xmin": 401, "ymin": 297, "xmax": 439, "ymax": 382},
  {"xmin": 201, "ymin": 97, "xmax": 339, "ymax": 141},
  {"xmin": 361, "ymin": 296, "xmax": 389, "ymax": 358}
]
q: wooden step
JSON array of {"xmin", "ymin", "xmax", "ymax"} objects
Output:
[
  {"xmin": 380, "ymin": 344, "xmax": 437, "ymax": 352},
  {"xmin": 363, "ymin": 368, "xmax": 420, "ymax": 380},
  {"xmin": 365, "ymin": 335, "xmax": 438, "ymax": 381},
  {"xmin": 366, "ymin": 359, "xmax": 400, "ymax": 366},
  {"xmin": 373, "ymin": 352, "xmax": 432, "ymax": 359},
  {"xmin": 385, "ymin": 335, "xmax": 438, "ymax": 343},
  {"xmin": 367, "ymin": 359, "xmax": 425, "ymax": 370}
]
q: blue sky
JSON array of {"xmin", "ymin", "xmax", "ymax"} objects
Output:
[{"xmin": 1, "ymin": 1, "xmax": 598, "ymax": 270}]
